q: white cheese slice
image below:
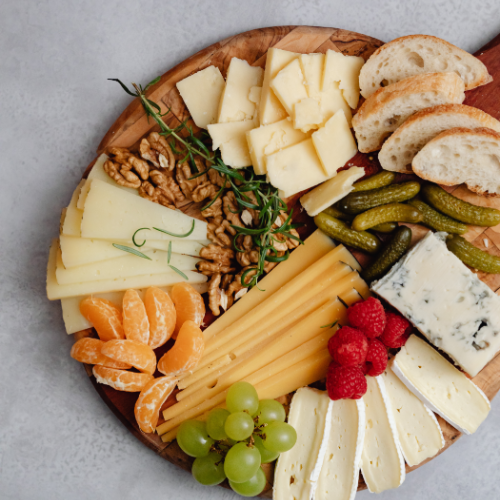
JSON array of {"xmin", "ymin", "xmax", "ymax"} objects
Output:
[
  {"xmin": 312, "ymin": 110, "xmax": 358, "ymax": 176},
  {"xmin": 293, "ymin": 98, "xmax": 322, "ymax": 133},
  {"xmin": 372, "ymin": 231, "xmax": 500, "ymax": 377},
  {"xmin": 62, "ymin": 180, "xmax": 85, "ymax": 237},
  {"xmin": 273, "ymin": 387, "xmax": 331, "ymax": 500},
  {"xmin": 176, "ymin": 66, "xmax": 225, "ymax": 129},
  {"xmin": 207, "ymin": 119, "xmax": 257, "ymax": 168},
  {"xmin": 266, "ymin": 139, "xmax": 330, "ymax": 197},
  {"xmin": 322, "ymin": 50, "xmax": 364, "ymax": 109},
  {"xmin": 248, "ymin": 86, "xmax": 262, "ymax": 120},
  {"xmin": 315, "ymin": 398, "xmax": 366, "ymax": 500},
  {"xmin": 299, "ymin": 53, "xmax": 325, "ymax": 101},
  {"xmin": 144, "ymin": 239, "xmax": 208, "ymax": 256},
  {"xmin": 360, "ymin": 376, "xmax": 406, "ymax": 494},
  {"xmin": 320, "ymin": 82, "xmax": 352, "ymax": 127},
  {"xmin": 392, "ymin": 335, "xmax": 491, "ymax": 435},
  {"xmin": 217, "ymin": 58, "xmax": 263, "ymax": 123},
  {"xmin": 246, "ymin": 118, "xmax": 309, "ymax": 175},
  {"xmin": 300, "ymin": 167, "xmax": 364, "ymax": 217},
  {"xmin": 260, "ymin": 48, "xmax": 300, "ymax": 125},
  {"xmin": 382, "ymin": 365, "xmax": 444, "ymax": 466},
  {"xmin": 81, "ymin": 179, "xmax": 207, "ymax": 242},
  {"xmin": 270, "ymin": 59, "xmax": 309, "ymax": 116}
]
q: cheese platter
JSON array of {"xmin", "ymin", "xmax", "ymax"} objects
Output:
[{"xmin": 46, "ymin": 25, "xmax": 500, "ymax": 498}]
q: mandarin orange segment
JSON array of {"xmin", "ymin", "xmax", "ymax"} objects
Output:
[
  {"xmin": 123, "ymin": 289, "xmax": 150, "ymax": 345},
  {"xmin": 79, "ymin": 297, "xmax": 125, "ymax": 341},
  {"xmin": 134, "ymin": 376, "xmax": 177, "ymax": 433},
  {"xmin": 171, "ymin": 283, "xmax": 205, "ymax": 338},
  {"xmin": 157, "ymin": 320, "xmax": 204, "ymax": 377},
  {"xmin": 70, "ymin": 337, "xmax": 131, "ymax": 369},
  {"xmin": 144, "ymin": 287, "xmax": 176, "ymax": 349},
  {"xmin": 101, "ymin": 339, "xmax": 157, "ymax": 375},
  {"xmin": 92, "ymin": 365, "xmax": 153, "ymax": 392}
]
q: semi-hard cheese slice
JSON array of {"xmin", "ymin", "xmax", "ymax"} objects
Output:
[
  {"xmin": 320, "ymin": 81, "xmax": 352, "ymax": 127},
  {"xmin": 315, "ymin": 399, "xmax": 366, "ymax": 500},
  {"xmin": 299, "ymin": 53, "xmax": 325, "ymax": 101},
  {"xmin": 361, "ymin": 376, "xmax": 405, "ymax": 494},
  {"xmin": 81, "ymin": 180, "xmax": 207, "ymax": 242},
  {"xmin": 62, "ymin": 180, "xmax": 85, "ymax": 237},
  {"xmin": 270, "ymin": 59, "xmax": 309, "ymax": 117},
  {"xmin": 300, "ymin": 167, "xmax": 365, "ymax": 217},
  {"xmin": 372, "ymin": 231, "xmax": 500, "ymax": 377},
  {"xmin": 274, "ymin": 388, "xmax": 332, "ymax": 500},
  {"xmin": 176, "ymin": 66, "xmax": 225, "ymax": 129},
  {"xmin": 293, "ymin": 98, "xmax": 323, "ymax": 133},
  {"xmin": 217, "ymin": 58, "xmax": 263, "ymax": 123},
  {"xmin": 382, "ymin": 365, "xmax": 444, "ymax": 466},
  {"xmin": 393, "ymin": 335, "xmax": 491, "ymax": 435}
]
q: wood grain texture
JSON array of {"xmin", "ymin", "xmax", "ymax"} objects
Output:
[{"xmin": 77, "ymin": 26, "xmax": 500, "ymax": 497}]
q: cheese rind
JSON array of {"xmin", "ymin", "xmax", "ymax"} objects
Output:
[
  {"xmin": 392, "ymin": 335, "xmax": 491, "ymax": 435},
  {"xmin": 270, "ymin": 59, "xmax": 309, "ymax": 116},
  {"xmin": 62, "ymin": 180, "xmax": 85, "ymax": 237}
]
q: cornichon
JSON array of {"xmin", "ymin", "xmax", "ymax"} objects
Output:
[
  {"xmin": 351, "ymin": 203, "xmax": 423, "ymax": 231},
  {"xmin": 422, "ymin": 184, "xmax": 500, "ymax": 227},
  {"xmin": 323, "ymin": 206, "xmax": 354, "ymax": 222},
  {"xmin": 352, "ymin": 171, "xmax": 396, "ymax": 192},
  {"xmin": 369, "ymin": 222, "xmax": 398, "ymax": 233},
  {"xmin": 407, "ymin": 198, "xmax": 468, "ymax": 234},
  {"xmin": 314, "ymin": 212, "xmax": 381, "ymax": 254},
  {"xmin": 338, "ymin": 181, "xmax": 421, "ymax": 214},
  {"xmin": 446, "ymin": 234, "xmax": 500, "ymax": 274},
  {"xmin": 362, "ymin": 226, "xmax": 412, "ymax": 282}
]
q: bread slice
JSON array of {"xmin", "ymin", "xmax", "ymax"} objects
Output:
[
  {"xmin": 359, "ymin": 35, "xmax": 492, "ymax": 98},
  {"xmin": 352, "ymin": 72, "xmax": 465, "ymax": 153},
  {"xmin": 412, "ymin": 127, "xmax": 500, "ymax": 197},
  {"xmin": 379, "ymin": 104, "xmax": 500, "ymax": 173}
]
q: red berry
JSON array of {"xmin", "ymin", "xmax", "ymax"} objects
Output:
[
  {"xmin": 328, "ymin": 327, "xmax": 368, "ymax": 367},
  {"xmin": 379, "ymin": 312, "xmax": 411, "ymax": 348},
  {"xmin": 347, "ymin": 298, "xmax": 386, "ymax": 338},
  {"xmin": 365, "ymin": 339, "xmax": 388, "ymax": 377},
  {"xmin": 326, "ymin": 361, "xmax": 367, "ymax": 400}
]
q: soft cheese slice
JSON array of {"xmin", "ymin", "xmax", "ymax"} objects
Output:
[
  {"xmin": 392, "ymin": 335, "xmax": 491, "ymax": 435},
  {"xmin": 382, "ymin": 365, "xmax": 444, "ymax": 466},
  {"xmin": 300, "ymin": 167, "xmax": 364, "ymax": 217},
  {"xmin": 217, "ymin": 58, "xmax": 263, "ymax": 123},
  {"xmin": 176, "ymin": 66, "xmax": 225, "ymax": 129},
  {"xmin": 312, "ymin": 110, "xmax": 358, "ymax": 176},
  {"xmin": 273, "ymin": 388, "xmax": 331, "ymax": 500},
  {"xmin": 322, "ymin": 50, "xmax": 364, "ymax": 109},
  {"xmin": 299, "ymin": 53, "xmax": 325, "ymax": 100},
  {"xmin": 81, "ymin": 179, "xmax": 207, "ymax": 241},
  {"xmin": 361, "ymin": 376, "xmax": 405, "ymax": 494},
  {"xmin": 372, "ymin": 231, "xmax": 500, "ymax": 377},
  {"xmin": 62, "ymin": 180, "xmax": 85, "ymax": 237},
  {"xmin": 270, "ymin": 59, "xmax": 309, "ymax": 116},
  {"xmin": 315, "ymin": 398, "xmax": 366, "ymax": 500},
  {"xmin": 260, "ymin": 48, "xmax": 300, "ymax": 125},
  {"xmin": 246, "ymin": 118, "xmax": 309, "ymax": 175},
  {"xmin": 293, "ymin": 98, "xmax": 322, "ymax": 133}
]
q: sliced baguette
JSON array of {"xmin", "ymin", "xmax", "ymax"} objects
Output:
[
  {"xmin": 412, "ymin": 127, "xmax": 500, "ymax": 197},
  {"xmin": 359, "ymin": 35, "xmax": 492, "ymax": 98},
  {"xmin": 352, "ymin": 72, "xmax": 465, "ymax": 153},
  {"xmin": 379, "ymin": 104, "xmax": 500, "ymax": 173}
]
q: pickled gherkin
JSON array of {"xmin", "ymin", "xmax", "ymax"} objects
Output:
[
  {"xmin": 352, "ymin": 171, "xmax": 396, "ymax": 192},
  {"xmin": 369, "ymin": 222, "xmax": 398, "ymax": 233},
  {"xmin": 352, "ymin": 203, "xmax": 423, "ymax": 231},
  {"xmin": 323, "ymin": 206, "xmax": 354, "ymax": 222},
  {"xmin": 408, "ymin": 199, "xmax": 467, "ymax": 234},
  {"xmin": 446, "ymin": 235, "xmax": 500, "ymax": 274}
]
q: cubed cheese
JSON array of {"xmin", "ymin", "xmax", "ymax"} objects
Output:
[
  {"xmin": 299, "ymin": 53, "xmax": 325, "ymax": 100},
  {"xmin": 293, "ymin": 98, "xmax": 322, "ymax": 133},
  {"xmin": 270, "ymin": 59, "xmax": 309, "ymax": 116}
]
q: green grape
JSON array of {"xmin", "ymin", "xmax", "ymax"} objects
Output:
[
  {"xmin": 224, "ymin": 442, "xmax": 261, "ymax": 483},
  {"xmin": 206, "ymin": 408, "xmax": 230, "ymax": 440},
  {"xmin": 255, "ymin": 399, "xmax": 286, "ymax": 426},
  {"xmin": 229, "ymin": 467, "xmax": 266, "ymax": 497},
  {"xmin": 262, "ymin": 422, "xmax": 297, "ymax": 453},
  {"xmin": 192, "ymin": 452, "xmax": 226, "ymax": 486},
  {"xmin": 226, "ymin": 381, "xmax": 259, "ymax": 416},
  {"xmin": 225, "ymin": 412, "xmax": 255, "ymax": 441},
  {"xmin": 253, "ymin": 434, "xmax": 280, "ymax": 464},
  {"xmin": 177, "ymin": 420, "xmax": 214, "ymax": 458}
]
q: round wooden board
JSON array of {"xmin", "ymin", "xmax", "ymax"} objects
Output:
[{"xmin": 78, "ymin": 26, "xmax": 500, "ymax": 497}]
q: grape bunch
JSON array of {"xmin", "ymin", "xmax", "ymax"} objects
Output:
[{"xmin": 176, "ymin": 381, "xmax": 297, "ymax": 497}]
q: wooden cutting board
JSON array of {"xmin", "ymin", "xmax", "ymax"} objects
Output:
[{"xmin": 78, "ymin": 26, "xmax": 500, "ymax": 496}]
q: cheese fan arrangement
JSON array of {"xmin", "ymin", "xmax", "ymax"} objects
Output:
[{"xmin": 45, "ymin": 30, "xmax": 500, "ymax": 498}]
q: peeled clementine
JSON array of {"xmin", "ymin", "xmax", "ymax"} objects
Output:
[
  {"xmin": 79, "ymin": 297, "xmax": 124, "ymax": 341},
  {"xmin": 144, "ymin": 287, "xmax": 176, "ymax": 349}
]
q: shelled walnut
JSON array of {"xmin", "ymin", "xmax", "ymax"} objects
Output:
[{"xmin": 139, "ymin": 132, "xmax": 176, "ymax": 171}]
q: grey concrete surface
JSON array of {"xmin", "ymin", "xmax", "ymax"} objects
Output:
[{"xmin": 1, "ymin": 1, "xmax": 499, "ymax": 499}]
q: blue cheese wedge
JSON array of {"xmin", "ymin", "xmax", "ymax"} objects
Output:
[
  {"xmin": 392, "ymin": 335, "xmax": 491, "ymax": 435},
  {"xmin": 360, "ymin": 376, "xmax": 405, "ymax": 494},
  {"xmin": 372, "ymin": 231, "xmax": 500, "ymax": 377},
  {"xmin": 382, "ymin": 365, "xmax": 444, "ymax": 466}
]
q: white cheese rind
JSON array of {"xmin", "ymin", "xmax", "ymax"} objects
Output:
[
  {"xmin": 372, "ymin": 231, "xmax": 500, "ymax": 377},
  {"xmin": 392, "ymin": 335, "xmax": 491, "ymax": 435}
]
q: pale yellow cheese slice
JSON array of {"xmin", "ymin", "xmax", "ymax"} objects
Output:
[
  {"xmin": 293, "ymin": 98, "xmax": 323, "ymax": 133},
  {"xmin": 270, "ymin": 59, "xmax": 309, "ymax": 116},
  {"xmin": 320, "ymin": 81, "xmax": 352, "ymax": 127},
  {"xmin": 299, "ymin": 53, "xmax": 325, "ymax": 100},
  {"xmin": 62, "ymin": 180, "xmax": 85, "ymax": 237}
]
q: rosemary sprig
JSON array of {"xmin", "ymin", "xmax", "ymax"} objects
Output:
[
  {"xmin": 153, "ymin": 220, "xmax": 196, "ymax": 238},
  {"xmin": 166, "ymin": 240, "xmax": 188, "ymax": 280},
  {"xmin": 112, "ymin": 243, "xmax": 152, "ymax": 260},
  {"xmin": 132, "ymin": 228, "xmax": 149, "ymax": 247}
]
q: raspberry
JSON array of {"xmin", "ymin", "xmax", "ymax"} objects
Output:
[
  {"xmin": 365, "ymin": 339, "xmax": 388, "ymax": 377},
  {"xmin": 379, "ymin": 312, "xmax": 411, "ymax": 348},
  {"xmin": 326, "ymin": 362, "xmax": 367, "ymax": 400},
  {"xmin": 328, "ymin": 326, "xmax": 368, "ymax": 367},
  {"xmin": 347, "ymin": 298, "xmax": 386, "ymax": 338}
]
